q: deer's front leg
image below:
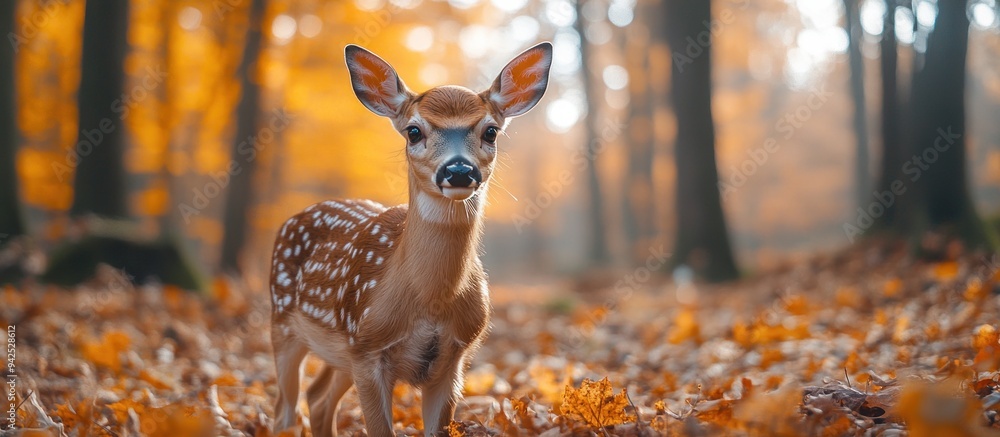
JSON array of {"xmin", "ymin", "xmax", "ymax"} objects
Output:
[
  {"xmin": 353, "ymin": 362, "xmax": 395, "ymax": 437},
  {"xmin": 421, "ymin": 359, "xmax": 464, "ymax": 436}
]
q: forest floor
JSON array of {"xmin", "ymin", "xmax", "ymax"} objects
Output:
[{"xmin": 3, "ymin": 244, "xmax": 1000, "ymax": 436}]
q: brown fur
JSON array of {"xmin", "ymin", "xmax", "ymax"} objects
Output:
[
  {"xmin": 415, "ymin": 86, "xmax": 490, "ymax": 128},
  {"xmin": 269, "ymin": 192, "xmax": 490, "ymax": 436}
]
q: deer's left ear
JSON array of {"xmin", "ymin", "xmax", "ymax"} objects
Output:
[{"xmin": 486, "ymin": 42, "xmax": 553, "ymax": 118}]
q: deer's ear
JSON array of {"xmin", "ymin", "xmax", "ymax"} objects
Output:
[
  {"xmin": 345, "ymin": 45, "xmax": 410, "ymax": 117},
  {"xmin": 487, "ymin": 42, "xmax": 553, "ymax": 118}
]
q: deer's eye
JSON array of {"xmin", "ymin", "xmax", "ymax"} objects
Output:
[
  {"xmin": 406, "ymin": 126, "xmax": 423, "ymax": 144},
  {"xmin": 482, "ymin": 126, "xmax": 499, "ymax": 144}
]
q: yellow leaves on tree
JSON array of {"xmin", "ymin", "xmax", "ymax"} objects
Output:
[
  {"xmin": 80, "ymin": 330, "xmax": 131, "ymax": 372},
  {"xmin": 560, "ymin": 377, "xmax": 633, "ymax": 430},
  {"xmin": 132, "ymin": 182, "xmax": 169, "ymax": 217}
]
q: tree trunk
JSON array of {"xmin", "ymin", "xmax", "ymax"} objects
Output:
[
  {"xmin": 43, "ymin": 0, "xmax": 206, "ymax": 291},
  {"xmin": 0, "ymin": 0, "xmax": 25, "ymax": 240},
  {"xmin": 622, "ymin": 1, "xmax": 657, "ymax": 263},
  {"xmin": 874, "ymin": 0, "xmax": 902, "ymax": 230},
  {"xmin": 664, "ymin": 0, "xmax": 739, "ymax": 281},
  {"xmin": 219, "ymin": 0, "xmax": 267, "ymax": 274},
  {"xmin": 911, "ymin": 0, "xmax": 994, "ymax": 248},
  {"xmin": 70, "ymin": 0, "xmax": 130, "ymax": 218},
  {"xmin": 844, "ymin": 0, "xmax": 870, "ymax": 208},
  {"xmin": 574, "ymin": 0, "xmax": 611, "ymax": 265}
]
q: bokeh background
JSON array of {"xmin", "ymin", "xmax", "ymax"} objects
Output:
[{"xmin": 1, "ymin": 0, "xmax": 999, "ymax": 289}]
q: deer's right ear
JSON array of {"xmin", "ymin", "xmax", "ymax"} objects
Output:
[{"xmin": 345, "ymin": 45, "xmax": 410, "ymax": 117}]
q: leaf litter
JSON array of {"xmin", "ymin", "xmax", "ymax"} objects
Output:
[{"xmin": 1, "ymin": 245, "xmax": 999, "ymax": 436}]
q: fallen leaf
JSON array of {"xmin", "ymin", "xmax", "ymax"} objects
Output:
[{"xmin": 560, "ymin": 377, "xmax": 633, "ymax": 429}]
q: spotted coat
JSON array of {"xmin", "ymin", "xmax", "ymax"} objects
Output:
[{"xmin": 270, "ymin": 199, "xmax": 406, "ymax": 346}]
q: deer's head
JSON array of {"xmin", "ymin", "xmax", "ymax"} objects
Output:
[{"xmin": 345, "ymin": 43, "xmax": 552, "ymax": 204}]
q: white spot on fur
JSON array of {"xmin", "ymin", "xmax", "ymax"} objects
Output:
[{"xmin": 277, "ymin": 271, "xmax": 291, "ymax": 287}]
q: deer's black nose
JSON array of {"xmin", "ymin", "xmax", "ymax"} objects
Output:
[{"xmin": 436, "ymin": 158, "xmax": 481, "ymax": 188}]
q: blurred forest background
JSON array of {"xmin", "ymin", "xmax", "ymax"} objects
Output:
[{"xmin": 1, "ymin": 0, "xmax": 1000, "ymax": 289}]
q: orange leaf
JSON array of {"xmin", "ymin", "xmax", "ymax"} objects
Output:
[
  {"xmin": 783, "ymin": 295, "xmax": 809, "ymax": 315},
  {"xmin": 447, "ymin": 421, "xmax": 465, "ymax": 437},
  {"xmin": 80, "ymin": 330, "xmax": 131, "ymax": 372},
  {"xmin": 560, "ymin": 377, "xmax": 633, "ymax": 429},
  {"xmin": 667, "ymin": 308, "xmax": 701, "ymax": 344},
  {"xmin": 964, "ymin": 278, "xmax": 988, "ymax": 301},
  {"xmin": 883, "ymin": 278, "xmax": 903, "ymax": 297},
  {"xmin": 528, "ymin": 364, "xmax": 565, "ymax": 409},
  {"xmin": 139, "ymin": 369, "xmax": 174, "ymax": 390},
  {"xmin": 973, "ymin": 324, "xmax": 999, "ymax": 350},
  {"xmin": 894, "ymin": 381, "xmax": 986, "ymax": 437},
  {"xmin": 213, "ymin": 276, "xmax": 231, "ymax": 303},
  {"xmin": 932, "ymin": 261, "xmax": 959, "ymax": 281}
]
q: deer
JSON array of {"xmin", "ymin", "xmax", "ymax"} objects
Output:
[{"xmin": 269, "ymin": 42, "xmax": 553, "ymax": 437}]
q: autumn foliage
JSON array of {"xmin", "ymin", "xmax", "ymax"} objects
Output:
[{"xmin": 0, "ymin": 245, "xmax": 998, "ymax": 436}]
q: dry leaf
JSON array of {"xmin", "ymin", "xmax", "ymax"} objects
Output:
[{"xmin": 560, "ymin": 377, "xmax": 632, "ymax": 429}]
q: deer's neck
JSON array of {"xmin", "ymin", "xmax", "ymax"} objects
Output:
[{"xmin": 393, "ymin": 177, "xmax": 486, "ymax": 303}]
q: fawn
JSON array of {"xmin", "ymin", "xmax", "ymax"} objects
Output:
[{"xmin": 269, "ymin": 42, "xmax": 552, "ymax": 436}]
